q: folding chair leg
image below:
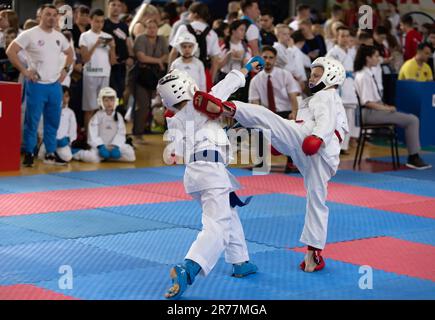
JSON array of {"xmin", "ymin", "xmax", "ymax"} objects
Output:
[
  {"xmin": 358, "ymin": 134, "xmax": 366, "ymax": 167},
  {"xmin": 353, "ymin": 133, "xmax": 364, "ymax": 170},
  {"xmin": 390, "ymin": 135, "xmax": 396, "ymax": 170}
]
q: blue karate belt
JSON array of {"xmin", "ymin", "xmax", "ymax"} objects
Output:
[
  {"xmin": 189, "ymin": 150, "xmax": 253, "ymax": 208},
  {"xmin": 230, "ymin": 192, "xmax": 252, "ymax": 208},
  {"xmin": 189, "ymin": 150, "xmax": 225, "ymax": 163}
]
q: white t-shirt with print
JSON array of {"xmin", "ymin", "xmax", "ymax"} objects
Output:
[
  {"xmin": 170, "ymin": 56, "xmax": 207, "ymax": 91},
  {"xmin": 14, "ymin": 26, "xmax": 70, "ymax": 84},
  {"xmin": 79, "ymin": 29, "xmax": 112, "ymax": 77}
]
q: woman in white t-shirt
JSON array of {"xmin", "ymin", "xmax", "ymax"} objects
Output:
[{"xmin": 218, "ymin": 20, "xmax": 251, "ymax": 75}]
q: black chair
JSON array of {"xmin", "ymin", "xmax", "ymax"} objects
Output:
[{"xmin": 353, "ymin": 96, "xmax": 400, "ymax": 170}]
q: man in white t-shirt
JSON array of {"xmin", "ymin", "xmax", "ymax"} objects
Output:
[
  {"xmin": 79, "ymin": 8, "xmax": 117, "ymax": 130},
  {"xmin": 7, "ymin": 4, "xmax": 74, "ymax": 167},
  {"xmin": 249, "ymin": 45, "xmax": 300, "ymax": 173},
  {"xmin": 240, "ymin": 0, "xmax": 261, "ymax": 56},
  {"xmin": 168, "ymin": 3, "xmax": 221, "ymax": 89}
]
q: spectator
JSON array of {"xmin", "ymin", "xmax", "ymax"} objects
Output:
[
  {"xmin": 7, "ymin": 4, "xmax": 74, "ymax": 167},
  {"xmin": 400, "ymin": 15, "xmax": 422, "ymax": 61},
  {"xmin": 168, "ymin": 0, "xmax": 194, "ymax": 46},
  {"xmin": 0, "ymin": 9, "xmax": 19, "ymax": 49},
  {"xmin": 133, "ymin": 19, "xmax": 168, "ymax": 139},
  {"xmin": 324, "ymin": 4, "xmax": 343, "ymax": 50},
  {"xmin": 130, "ymin": 3, "xmax": 160, "ymax": 39},
  {"xmin": 373, "ymin": 25, "xmax": 394, "ymax": 68},
  {"xmin": 158, "ymin": 10, "xmax": 172, "ymax": 42},
  {"xmin": 225, "ymin": 12, "xmax": 239, "ymax": 26},
  {"xmin": 299, "ymin": 19, "xmax": 327, "ymax": 61},
  {"xmin": 291, "ymin": 29, "xmax": 311, "ymax": 77},
  {"xmin": 38, "ymin": 86, "xmax": 77, "ymax": 163},
  {"xmin": 248, "ymin": 45, "xmax": 300, "ymax": 173},
  {"xmin": 259, "ymin": 9, "xmax": 277, "ymax": 46},
  {"xmin": 357, "ymin": 31, "xmax": 374, "ymax": 46},
  {"xmin": 273, "ymin": 24, "xmax": 306, "ymax": 89},
  {"xmin": 217, "ymin": 19, "xmax": 251, "ymax": 101},
  {"xmin": 79, "ymin": 9, "xmax": 117, "ymax": 130},
  {"xmin": 171, "ymin": 32, "xmax": 206, "ymax": 91},
  {"xmin": 240, "ymin": 0, "xmax": 261, "ymax": 56},
  {"xmin": 354, "ymin": 45, "xmax": 431, "ymax": 170},
  {"xmin": 325, "ymin": 20, "xmax": 345, "ymax": 51},
  {"xmin": 169, "ymin": 2, "xmax": 221, "ymax": 89},
  {"xmin": 227, "ymin": 1, "xmax": 241, "ymax": 18},
  {"xmin": 386, "ymin": 1, "xmax": 401, "ymax": 39},
  {"xmin": 326, "ymin": 26, "xmax": 359, "ymax": 154},
  {"xmin": 289, "ymin": 4, "xmax": 311, "ymax": 31},
  {"xmin": 212, "ymin": 19, "xmax": 229, "ymax": 46},
  {"xmin": 0, "ymin": 28, "xmax": 19, "ymax": 82},
  {"xmin": 398, "ymin": 42, "xmax": 433, "ymax": 81},
  {"xmin": 72, "ymin": 5, "xmax": 90, "ymax": 50},
  {"xmin": 426, "ymin": 27, "xmax": 435, "ymax": 77},
  {"xmin": 104, "ymin": 0, "xmax": 134, "ymax": 100}
]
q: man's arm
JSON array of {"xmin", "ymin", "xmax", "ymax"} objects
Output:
[
  {"xmin": 248, "ymin": 40, "xmax": 260, "ymax": 57},
  {"xmin": 6, "ymin": 42, "xmax": 38, "ymax": 81}
]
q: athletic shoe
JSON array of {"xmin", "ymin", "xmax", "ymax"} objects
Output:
[
  {"xmin": 43, "ymin": 152, "xmax": 67, "ymax": 166},
  {"xmin": 232, "ymin": 261, "xmax": 258, "ymax": 278},
  {"xmin": 406, "ymin": 155, "xmax": 432, "ymax": 170}
]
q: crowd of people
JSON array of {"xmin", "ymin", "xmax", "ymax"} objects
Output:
[{"xmin": 0, "ymin": 0, "xmax": 433, "ymax": 169}]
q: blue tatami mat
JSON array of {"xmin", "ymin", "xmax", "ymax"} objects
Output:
[
  {"xmin": 53, "ymin": 168, "xmax": 180, "ymax": 186},
  {"xmin": 0, "ymin": 174, "xmax": 104, "ymax": 194},
  {"xmin": 0, "ymin": 209, "xmax": 174, "ymax": 239},
  {"xmin": 332, "ymin": 170, "xmax": 435, "ymax": 197},
  {"xmin": 0, "ymin": 222, "xmax": 59, "ymax": 247},
  {"xmin": 0, "ymin": 239, "xmax": 157, "ymax": 285},
  {"xmin": 78, "ymin": 228, "xmax": 277, "ymax": 266}
]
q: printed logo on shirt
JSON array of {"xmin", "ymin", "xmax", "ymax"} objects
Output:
[
  {"xmin": 37, "ymin": 40, "xmax": 45, "ymax": 47},
  {"xmin": 113, "ymin": 28, "xmax": 127, "ymax": 41},
  {"xmin": 56, "ymin": 40, "xmax": 60, "ymax": 46}
]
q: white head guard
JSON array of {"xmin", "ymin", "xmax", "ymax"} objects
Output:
[
  {"xmin": 175, "ymin": 32, "xmax": 198, "ymax": 56},
  {"xmin": 156, "ymin": 69, "xmax": 198, "ymax": 112},
  {"xmin": 310, "ymin": 57, "xmax": 346, "ymax": 93},
  {"xmin": 97, "ymin": 87, "xmax": 119, "ymax": 110}
]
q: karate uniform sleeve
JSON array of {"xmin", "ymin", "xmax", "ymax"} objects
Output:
[
  {"xmin": 111, "ymin": 114, "xmax": 128, "ymax": 147},
  {"xmin": 209, "ymin": 69, "xmax": 246, "ymax": 100},
  {"xmin": 166, "ymin": 116, "xmax": 185, "ymax": 158},
  {"xmin": 88, "ymin": 113, "xmax": 105, "ymax": 148},
  {"xmin": 68, "ymin": 110, "xmax": 78, "ymax": 142},
  {"xmin": 248, "ymin": 75, "xmax": 260, "ymax": 102},
  {"xmin": 310, "ymin": 92, "xmax": 337, "ymax": 142}
]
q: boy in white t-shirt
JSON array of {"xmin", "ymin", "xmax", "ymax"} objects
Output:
[
  {"xmin": 170, "ymin": 32, "xmax": 206, "ymax": 91},
  {"xmin": 79, "ymin": 8, "xmax": 116, "ymax": 131}
]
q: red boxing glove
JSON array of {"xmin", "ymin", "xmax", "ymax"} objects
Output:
[{"xmin": 302, "ymin": 135, "xmax": 323, "ymax": 156}]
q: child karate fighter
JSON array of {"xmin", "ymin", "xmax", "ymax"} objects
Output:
[
  {"xmin": 157, "ymin": 56, "xmax": 264, "ymax": 300},
  {"xmin": 73, "ymin": 87, "xmax": 136, "ymax": 163},
  {"xmin": 193, "ymin": 57, "xmax": 348, "ymax": 272}
]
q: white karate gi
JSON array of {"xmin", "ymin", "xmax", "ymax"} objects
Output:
[
  {"xmin": 233, "ymin": 88, "xmax": 348, "ymax": 249},
  {"xmin": 73, "ymin": 110, "xmax": 135, "ymax": 163},
  {"xmin": 167, "ymin": 70, "xmax": 250, "ymax": 276}
]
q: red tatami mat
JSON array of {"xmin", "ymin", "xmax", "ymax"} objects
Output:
[
  {"xmin": 1, "ymin": 174, "xmax": 434, "ymax": 218},
  {"xmin": 238, "ymin": 175, "xmax": 435, "ymax": 219},
  {"xmin": 0, "ymin": 284, "xmax": 77, "ymax": 300},
  {"xmin": 293, "ymin": 237, "xmax": 435, "ymax": 282}
]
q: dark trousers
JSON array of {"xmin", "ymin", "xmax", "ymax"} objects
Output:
[{"xmin": 110, "ymin": 63, "xmax": 127, "ymax": 100}]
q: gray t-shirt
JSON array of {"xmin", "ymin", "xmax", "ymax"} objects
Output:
[{"xmin": 133, "ymin": 34, "xmax": 168, "ymax": 66}]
